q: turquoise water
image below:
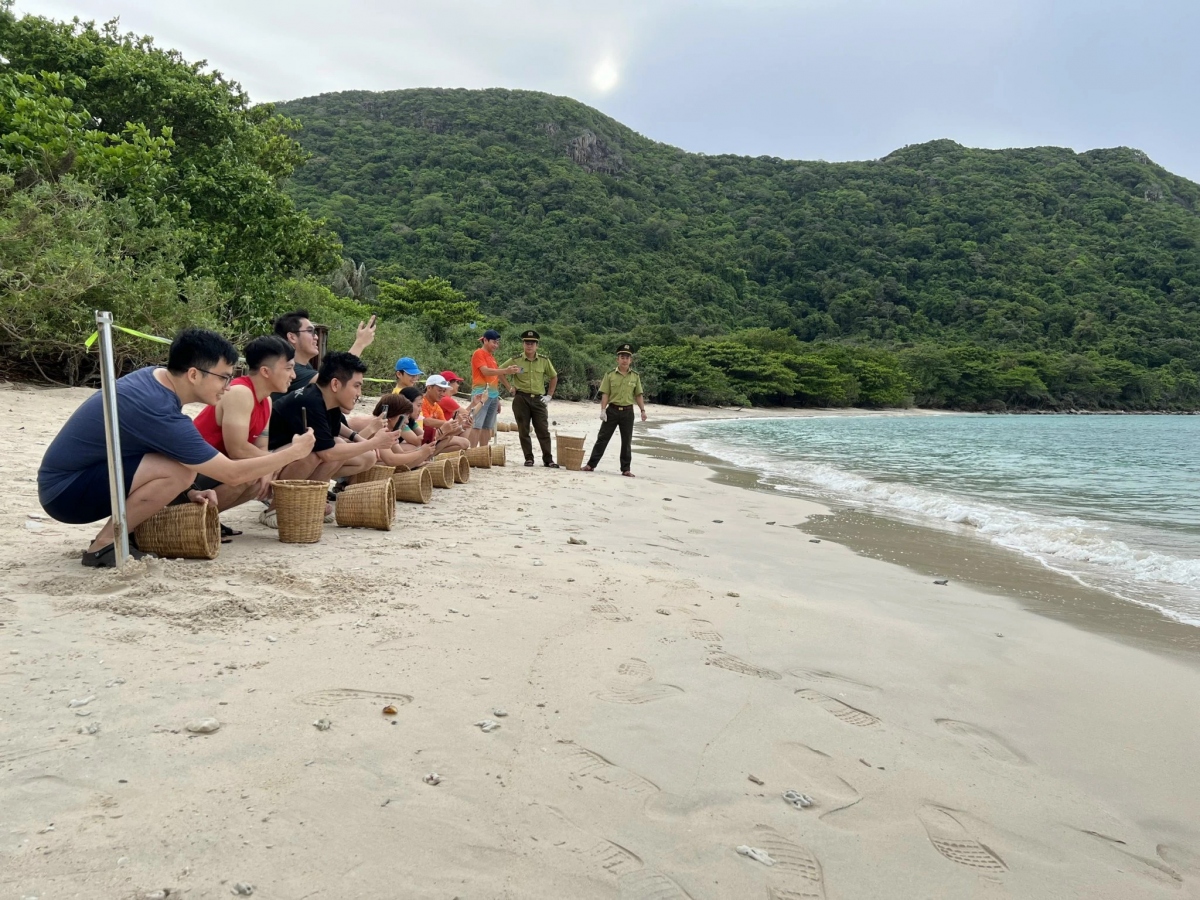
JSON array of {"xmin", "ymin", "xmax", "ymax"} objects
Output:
[{"xmin": 662, "ymin": 414, "xmax": 1200, "ymax": 627}]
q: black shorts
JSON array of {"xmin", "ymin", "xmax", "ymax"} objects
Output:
[{"xmin": 39, "ymin": 453, "xmax": 143, "ymax": 525}]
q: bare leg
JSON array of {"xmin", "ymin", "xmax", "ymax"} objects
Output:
[
  {"xmin": 335, "ymin": 450, "xmax": 378, "ymax": 479},
  {"xmin": 88, "ymin": 454, "xmax": 193, "ymax": 552},
  {"xmin": 468, "ymin": 427, "xmax": 494, "ymax": 448},
  {"xmin": 436, "ymin": 435, "xmax": 470, "ymax": 454},
  {"xmin": 213, "ymin": 481, "xmax": 259, "ymax": 513}
]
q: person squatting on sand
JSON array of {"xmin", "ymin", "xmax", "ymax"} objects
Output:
[
  {"xmin": 371, "ymin": 394, "xmax": 440, "ymax": 469},
  {"xmin": 271, "ymin": 309, "xmax": 377, "ymax": 399},
  {"xmin": 500, "ymin": 329, "xmax": 559, "ymax": 468},
  {"xmin": 583, "ymin": 343, "xmax": 648, "ymax": 477},
  {"xmin": 468, "ymin": 329, "xmax": 521, "ymax": 448},
  {"xmin": 37, "ymin": 329, "xmax": 317, "ymax": 567},
  {"xmin": 191, "ymin": 335, "xmax": 298, "ymax": 540},
  {"xmin": 420, "ymin": 374, "xmax": 470, "ymax": 452},
  {"xmin": 263, "ymin": 352, "xmax": 401, "ymax": 526}
]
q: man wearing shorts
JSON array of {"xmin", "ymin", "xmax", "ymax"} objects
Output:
[
  {"xmin": 268, "ymin": 351, "xmax": 401, "ymax": 487},
  {"xmin": 192, "ymin": 335, "xmax": 297, "ymax": 536},
  {"xmin": 469, "ymin": 330, "xmax": 520, "ymax": 447},
  {"xmin": 38, "ymin": 329, "xmax": 316, "ymax": 567}
]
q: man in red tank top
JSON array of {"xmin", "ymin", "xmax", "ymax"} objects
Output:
[{"xmin": 192, "ymin": 336, "xmax": 297, "ymax": 531}]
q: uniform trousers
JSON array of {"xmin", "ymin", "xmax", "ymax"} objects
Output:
[
  {"xmin": 512, "ymin": 391, "xmax": 554, "ymax": 464},
  {"xmin": 587, "ymin": 404, "xmax": 635, "ymax": 472}
]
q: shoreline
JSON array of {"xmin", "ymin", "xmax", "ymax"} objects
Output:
[
  {"xmin": 2, "ymin": 389, "xmax": 1199, "ymax": 897},
  {"xmin": 643, "ymin": 416, "xmax": 1200, "ymax": 664}
]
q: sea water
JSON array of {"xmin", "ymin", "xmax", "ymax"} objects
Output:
[{"xmin": 662, "ymin": 414, "xmax": 1200, "ymax": 627}]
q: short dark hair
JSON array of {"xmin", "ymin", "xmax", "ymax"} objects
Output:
[
  {"xmin": 317, "ymin": 351, "xmax": 367, "ymax": 387},
  {"xmin": 167, "ymin": 328, "xmax": 238, "ymax": 375},
  {"xmin": 373, "ymin": 393, "xmax": 413, "ymax": 421},
  {"xmin": 272, "ymin": 309, "xmax": 310, "ymax": 339},
  {"xmin": 244, "ymin": 335, "xmax": 294, "ymax": 371}
]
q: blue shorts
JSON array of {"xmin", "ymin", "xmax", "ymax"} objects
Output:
[
  {"xmin": 472, "ymin": 395, "xmax": 500, "ymax": 431},
  {"xmin": 39, "ymin": 454, "xmax": 143, "ymax": 525}
]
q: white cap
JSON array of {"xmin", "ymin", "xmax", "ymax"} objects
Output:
[{"xmin": 425, "ymin": 374, "xmax": 451, "ymax": 389}]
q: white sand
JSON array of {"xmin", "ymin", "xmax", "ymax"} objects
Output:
[{"xmin": 2, "ymin": 383, "xmax": 1199, "ymax": 899}]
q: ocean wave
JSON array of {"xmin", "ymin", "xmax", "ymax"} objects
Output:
[{"xmin": 662, "ymin": 421, "xmax": 1200, "ymax": 625}]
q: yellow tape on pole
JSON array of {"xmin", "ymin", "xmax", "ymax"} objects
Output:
[{"xmin": 84, "ymin": 324, "xmax": 172, "ymax": 349}]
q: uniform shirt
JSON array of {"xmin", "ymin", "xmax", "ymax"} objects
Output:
[
  {"xmin": 268, "ymin": 383, "xmax": 344, "ymax": 453},
  {"xmin": 598, "ymin": 369, "xmax": 644, "ymax": 407},
  {"xmin": 501, "ymin": 353, "xmax": 557, "ymax": 394},
  {"xmin": 38, "ymin": 366, "xmax": 218, "ymax": 507},
  {"xmin": 193, "ymin": 376, "xmax": 271, "ymax": 455},
  {"xmin": 471, "ymin": 348, "xmax": 500, "ymax": 399}
]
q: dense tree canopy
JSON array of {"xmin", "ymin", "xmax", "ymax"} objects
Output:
[{"xmin": 277, "ymin": 88, "xmax": 1200, "ymax": 409}]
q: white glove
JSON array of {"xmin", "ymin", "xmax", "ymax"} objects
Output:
[
  {"xmin": 539, "ymin": 394, "xmax": 552, "ymax": 405},
  {"xmin": 599, "ymin": 409, "xmax": 607, "ymax": 422}
]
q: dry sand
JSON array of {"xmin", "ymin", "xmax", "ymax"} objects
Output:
[{"xmin": 2, "ymin": 382, "xmax": 1199, "ymax": 899}]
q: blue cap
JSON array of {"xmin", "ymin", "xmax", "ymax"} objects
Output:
[
  {"xmin": 481, "ymin": 329, "xmax": 501, "ymax": 341},
  {"xmin": 395, "ymin": 357, "xmax": 423, "ymax": 375}
]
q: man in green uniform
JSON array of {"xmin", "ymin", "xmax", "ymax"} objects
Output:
[
  {"xmin": 500, "ymin": 330, "xmax": 559, "ymax": 468},
  {"xmin": 582, "ymin": 344, "xmax": 647, "ymax": 477}
]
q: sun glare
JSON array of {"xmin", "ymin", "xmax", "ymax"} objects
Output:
[{"xmin": 591, "ymin": 57, "xmax": 620, "ymax": 93}]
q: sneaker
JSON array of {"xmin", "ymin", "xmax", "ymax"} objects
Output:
[{"xmin": 258, "ymin": 509, "xmax": 278, "ymax": 529}]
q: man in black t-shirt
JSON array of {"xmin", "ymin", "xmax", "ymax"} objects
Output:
[
  {"xmin": 268, "ymin": 352, "xmax": 400, "ymax": 488},
  {"xmin": 270, "ymin": 309, "xmax": 378, "ymax": 400}
]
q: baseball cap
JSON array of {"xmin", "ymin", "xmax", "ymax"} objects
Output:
[
  {"xmin": 425, "ymin": 374, "xmax": 451, "ymax": 389},
  {"xmin": 480, "ymin": 329, "xmax": 501, "ymax": 341},
  {"xmin": 440, "ymin": 370, "xmax": 463, "ymax": 383},
  {"xmin": 395, "ymin": 357, "xmax": 423, "ymax": 375}
]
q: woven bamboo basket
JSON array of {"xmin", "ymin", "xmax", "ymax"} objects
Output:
[
  {"xmin": 464, "ymin": 446, "xmax": 492, "ymax": 469},
  {"xmin": 496, "ymin": 422, "xmax": 513, "ymax": 432},
  {"xmin": 556, "ymin": 434, "xmax": 587, "ymax": 471},
  {"xmin": 453, "ymin": 454, "xmax": 470, "ymax": 484},
  {"xmin": 134, "ymin": 501, "xmax": 220, "ymax": 560},
  {"xmin": 346, "ymin": 464, "xmax": 394, "ymax": 486},
  {"xmin": 392, "ymin": 464, "xmax": 410, "ymax": 473},
  {"xmin": 335, "ymin": 479, "xmax": 395, "ymax": 530},
  {"xmin": 273, "ymin": 480, "xmax": 328, "ymax": 543},
  {"xmin": 430, "ymin": 457, "xmax": 456, "ymax": 489},
  {"xmin": 490, "ymin": 444, "xmax": 507, "ymax": 467},
  {"xmin": 392, "ymin": 467, "xmax": 433, "ymax": 504}
]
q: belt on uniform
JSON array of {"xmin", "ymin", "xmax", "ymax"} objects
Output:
[
  {"xmin": 516, "ymin": 390, "xmax": 542, "ymax": 397},
  {"xmin": 609, "ymin": 404, "xmax": 633, "ymax": 410}
]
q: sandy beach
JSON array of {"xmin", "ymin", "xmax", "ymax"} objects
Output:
[{"xmin": 2, "ymin": 382, "xmax": 1199, "ymax": 900}]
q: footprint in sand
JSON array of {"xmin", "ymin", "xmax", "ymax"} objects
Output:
[
  {"xmin": 795, "ymin": 689, "xmax": 879, "ymax": 727},
  {"xmin": 594, "ymin": 659, "xmax": 685, "ymax": 705},
  {"xmin": 1079, "ymin": 830, "xmax": 1184, "ymax": 888},
  {"xmin": 296, "ymin": 689, "xmax": 413, "ymax": 708},
  {"xmin": 688, "ymin": 621, "xmax": 723, "ymax": 642},
  {"xmin": 707, "ymin": 651, "xmax": 781, "ymax": 680},
  {"xmin": 556, "ymin": 742, "xmax": 660, "ymax": 795},
  {"xmin": 591, "ymin": 602, "xmax": 632, "ymax": 623},
  {"xmin": 936, "ymin": 719, "xmax": 1028, "ymax": 766},
  {"xmin": 786, "ymin": 667, "xmax": 879, "ymax": 692},
  {"xmin": 917, "ymin": 805, "xmax": 1007, "ymax": 873},
  {"xmin": 745, "ymin": 825, "xmax": 827, "ymax": 899},
  {"xmin": 534, "ymin": 806, "xmax": 693, "ymax": 897}
]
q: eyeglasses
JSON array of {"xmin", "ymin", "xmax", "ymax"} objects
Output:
[
  {"xmin": 197, "ymin": 368, "xmax": 234, "ymax": 387},
  {"xmin": 294, "ymin": 326, "xmax": 317, "ymax": 335}
]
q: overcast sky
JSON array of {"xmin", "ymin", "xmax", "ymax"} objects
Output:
[{"xmin": 15, "ymin": 0, "xmax": 1200, "ymax": 182}]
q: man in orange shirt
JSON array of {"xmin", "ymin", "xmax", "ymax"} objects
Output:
[
  {"xmin": 421, "ymin": 374, "xmax": 470, "ymax": 452},
  {"xmin": 468, "ymin": 329, "xmax": 521, "ymax": 448}
]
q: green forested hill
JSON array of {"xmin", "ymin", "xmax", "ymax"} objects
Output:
[{"xmin": 277, "ymin": 88, "xmax": 1200, "ymax": 409}]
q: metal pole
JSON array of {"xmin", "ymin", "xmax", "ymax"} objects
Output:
[{"xmin": 96, "ymin": 311, "xmax": 130, "ymax": 567}]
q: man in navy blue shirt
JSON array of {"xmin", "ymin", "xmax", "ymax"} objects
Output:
[{"xmin": 39, "ymin": 329, "xmax": 316, "ymax": 567}]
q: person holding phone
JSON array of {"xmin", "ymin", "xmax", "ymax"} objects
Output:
[{"xmin": 372, "ymin": 394, "xmax": 439, "ymax": 469}]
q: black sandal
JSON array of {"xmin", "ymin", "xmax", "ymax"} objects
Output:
[
  {"xmin": 220, "ymin": 523, "xmax": 242, "ymax": 544},
  {"xmin": 81, "ymin": 542, "xmax": 147, "ymax": 568}
]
